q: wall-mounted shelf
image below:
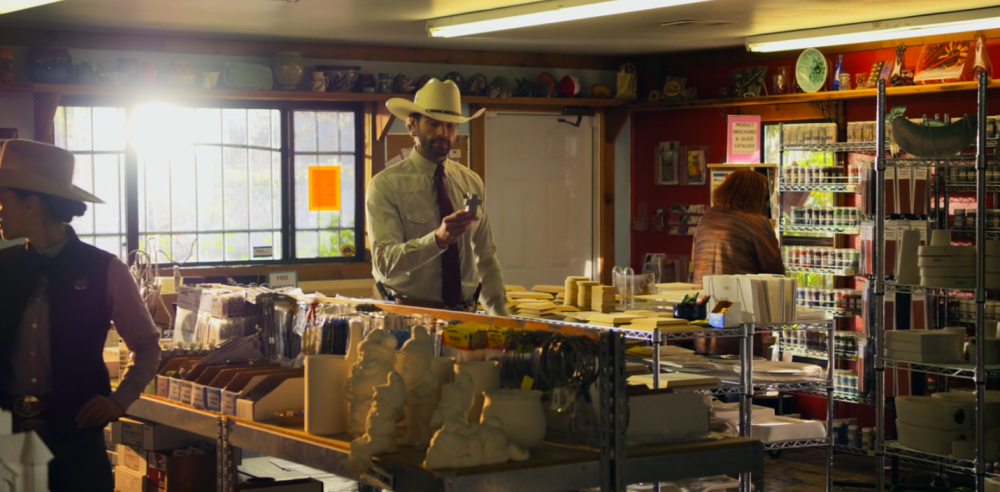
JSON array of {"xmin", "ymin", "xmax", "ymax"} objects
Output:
[
  {"xmin": 626, "ymin": 80, "xmax": 1000, "ymax": 112},
  {"xmin": 708, "ymin": 163, "xmax": 778, "ymax": 169},
  {"xmin": 0, "ymin": 82, "xmax": 625, "ymax": 107}
]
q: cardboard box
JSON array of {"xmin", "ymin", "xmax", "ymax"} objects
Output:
[
  {"xmin": 117, "ymin": 444, "xmax": 149, "ymax": 474},
  {"xmin": 708, "ymin": 301, "xmax": 741, "ymax": 328},
  {"xmin": 114, "ymin": 465, "xmax": 152, "ymax": 492},
  {"xmin": 235, "ymin": 374, "xmax": 305, "ymax": 422},
  {"xmin": 147, "ymin": 452, "xmax": 215, "ymax": 492},
  {"xmin": 110, "ymin": 417, "xmax": 201, "ymax": 451},
  {"xmin": 221, "ymin": 368, "xmax": 303, "ymax": 416}
]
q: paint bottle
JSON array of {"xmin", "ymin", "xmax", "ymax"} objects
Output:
[
  {"xmin": 862, "ymin": 427, "xmax": 874, "ymax": 451},
  {"xmin": 848, "ymin": 424, "xmax": 861, "ymax": 447}
]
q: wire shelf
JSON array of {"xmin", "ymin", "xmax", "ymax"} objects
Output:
[
  {"xmin": 944, "ymin": 183, "xmax": 1000, "ymax": 193},
  {"xmin": 883, "ymin": 283, "xmax": 984, "ymax": 297},
  {"xmin": 763, "ymin": 438, "xmax": 830, "ymax": 450},
  {"xmin": 785, "ymin": 266, "xmax": 858, "ymax": 276},
  {"xmin": 881, "ymin": 442, "xmax": 1000, "ymax": 476},
  {"xmin": 700, "ymin": 378, "xmax": 830, "ymax": 395},
  {"xmin": 780, "ymin": 343, "xmax": 861, "ymax": 362},
  {"xmin": 882, "ymin": 359, "xmax": 1000, "ymax": 380},
  {"xmin": 949, "ymin": 230, "xmax": 1000, "ymax": 241},
  {"xmin": 833, "ymin": 444, "xmax": 875, "ymax": 456},
  {"xmin": 778, "ymin": 183, "xmax": 862, "ymax": 193},
  {"xmin": 796, "ymin": 389, "xmax": 874, "ymax": 404},
  {"xmin": 781, "ymin": 224, "xmax": 861, "ymax": 235},
  {"xmin": 782, "ymin": 142, "xmax": 877, "ymax": 153},
  {"xmin": 884, "ymin": 156, "xmax": 989, "ymax": 168}
]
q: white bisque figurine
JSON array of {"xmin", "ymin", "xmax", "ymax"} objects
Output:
[
  {"xmin": 399, "ymin": 326, "xmax": 439, "ymax": 450},
  {"xmin": 423, "ymin": 418, "xmax": 530, "ymax": 469},
  {"xmin": 0, "ymin": 409, "xmax": 53, "ymax": 492},
  {"xmin": 430, "ymin": 372, "xmax": 474, "ymax": 429},
  {"xmin": 346, "ymin": 329, "xmax": 399, "ymax": 436},
  {"xmin": 346, "ymin": 372, "xmax": 406, "ymax": 474},
  {"xmin": 423, "ymin": 373, "xmax": 530, "ymax": 468}
]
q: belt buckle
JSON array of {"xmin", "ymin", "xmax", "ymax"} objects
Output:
[{"xmin": 13, "ymin": 395, "xmax": 43, "ymax": 418}]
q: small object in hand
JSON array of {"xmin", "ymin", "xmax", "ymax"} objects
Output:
[{"xmin": 463, "ymin": 193, "xmax": 481, "ymax": 216}]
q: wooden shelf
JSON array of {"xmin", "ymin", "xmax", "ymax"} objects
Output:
[
  {"xmin": 627, "ymin": 80, "xmax": 1000, "ymax": 112},
  {"xmin": 9, "ymin": 83, "xmax": 623, "ymax": 107}
]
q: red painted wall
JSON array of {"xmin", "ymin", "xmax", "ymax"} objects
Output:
[{"xmin": 631, "ymin": 38, "xmax": 1000, "ymax": 423}]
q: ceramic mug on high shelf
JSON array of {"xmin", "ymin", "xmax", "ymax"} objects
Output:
[
  {"xmin": 310, "ymin": 71, "xmax": 329, "ymax": 92},
  {"xmin": 96, "ymin": 72, "xmax": 126, "ymax": 87},
  {"xmin": 202, "ymin": 71, "xmax": 220, "ymax": 90},
  {"xmin": 140, "ymin": 62, "xmax": 156, "ymax": 87}
]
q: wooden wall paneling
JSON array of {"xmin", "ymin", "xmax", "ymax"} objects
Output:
[
  {"xmin": 33, "ymin": 92, "xmax": 60, "ymax": 144},
  {"xmin": 599, "ymin": 109, "xmax": 614, "ymax": 285},
  {"xmin": 364, "ymin": 102, "xmax": 379, "ymax": 254},
  {"xmin": 0, "ymin": 28, "xmax": 622, "ymax": 70},
  {"xmin": 469, "ymin": 104, "xmax": 486, "ymax": 181}
]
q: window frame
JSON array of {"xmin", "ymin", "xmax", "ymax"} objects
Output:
[{"xmin": 58, "ymin": 95, "xmax": 366, "ymax": 266}]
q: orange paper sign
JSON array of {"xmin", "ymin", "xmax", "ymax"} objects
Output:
[{"xmin": 308, "ymin": 166, "xmax": 341, "ymax": 211}]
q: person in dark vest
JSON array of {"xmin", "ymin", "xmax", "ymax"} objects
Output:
[{"xmin": 0, "ymin": 139, "xmax": 161, "ymax": 492}]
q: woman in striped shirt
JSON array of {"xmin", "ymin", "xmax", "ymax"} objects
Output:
[{"xmin": 692, "ymin": 169, "xmax": 784, "ymax": 284}]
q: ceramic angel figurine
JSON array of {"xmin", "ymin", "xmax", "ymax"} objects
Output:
[
  {"xmin": 423, "ymin": 418, "xmax": 530, "ymax": 469},
  {"xmin": 399, "ymin": 326, "xmax": 439, "ymax": 450},
  {"xmin": 346, "ymin": 372, "xmax": 406, "ymax": 474},
  {"xmin": 974, "ymin": 31, "xmax": 993, "ymax": 81},
  {"xmin": 430, "ymin": 373, "xmax": 474, "ymax": 430},
  {"xmin": 346, "ymin": 329, "xmax": 398, "ymax": 436}
]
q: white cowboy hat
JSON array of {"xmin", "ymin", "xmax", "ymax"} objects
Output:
[
  {"xmin": 386, "ymin": 78, "xmax": 485, "ymax": 124},
  {"xmin": 0, "ymin": 139, "xmax": 104, "ymax": 203}
]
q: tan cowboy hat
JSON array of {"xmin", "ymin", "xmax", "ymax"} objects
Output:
[
  {"xmin": 0, "ymin": 139, "xmax": 104, "ymax": 203},
  {"xmin": 386, "ymin": 78, "xmax": 485, "ymax": 124}
]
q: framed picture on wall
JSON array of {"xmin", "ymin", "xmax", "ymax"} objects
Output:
[
  {"xmin": 656, "ymin": 141, "xmax": 680, "ymax": 185},
  {"xmin": 684, "ymin": 146, "xmax": 708, "ymax": 185}
]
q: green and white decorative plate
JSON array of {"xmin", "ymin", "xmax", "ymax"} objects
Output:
[{"xmin": 796, "ymin": 48, "xmax": 828, "ymax": 93}]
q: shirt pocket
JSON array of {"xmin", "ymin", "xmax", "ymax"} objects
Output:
[{"xmin": 404, "ymin": 211, "xmax": 436, "ymax": 238}]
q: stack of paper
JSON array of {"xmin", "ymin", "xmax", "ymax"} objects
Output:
[
  {"xmin": 654, "ymin": 282, "xmax": 701, "ymax": 293},
  {"xmin": 507, "ymin": 291, "xmax": 554, "ymax": 301},
  {"xmin": 703, "ymin": 274, "xmax": 798, "ymax": 325},
  {"xmin": 562, "ymin": 311, "xmax": 601, "ymax": 323},
  {"xmin": 505, "ymin": 285, "xmax": 527, "ymax": 292},
  {"xmin": 590, "ymin": 285, "xmax": 617, "ymax": 313}
]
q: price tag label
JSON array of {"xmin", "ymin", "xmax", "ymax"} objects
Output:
[
  {"xmin": 521, "ymin": 376, "xmax": 534, "ymax": 390},
  {"xmin": 360, "ymin": 463, "xmax": 394, "ymax": 490},
  {"xmin": 267, "ymin": 270, "xmax": 298, "ymax": 288}
]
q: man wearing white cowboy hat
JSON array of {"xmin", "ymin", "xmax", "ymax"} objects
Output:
[
  {"xmin": 0, "ymin": 139, "xmax": 160, "ymax": 491},
  {"xmin": 367, "ymin": 79, "xmax": 508, "ymax": 315}
]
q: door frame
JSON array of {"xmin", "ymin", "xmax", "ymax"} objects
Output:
[{"xmin": 477, "ymin": 109, "xmax": 602, "ymax": 283}]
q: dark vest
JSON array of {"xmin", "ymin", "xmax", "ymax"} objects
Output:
[{"xmin": 0, "ymin": 229, "xmax": 114, "ymax": 438}]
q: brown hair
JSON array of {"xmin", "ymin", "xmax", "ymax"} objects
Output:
[{"xmin": 713, "ymin": 169, "xmax": 769, "ymax": 213}]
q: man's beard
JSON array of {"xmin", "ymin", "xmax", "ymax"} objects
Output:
[{"xmin": 420, "ymin": 135, "xmax": 452, "ymax": 159}]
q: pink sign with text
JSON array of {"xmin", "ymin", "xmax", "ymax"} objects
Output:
[{"xmin": 726, "ymin": 115, "xmax": 761, "ymax": 163}]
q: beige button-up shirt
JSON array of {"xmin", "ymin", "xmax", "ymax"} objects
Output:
[{"xmin": 366, "ymin": 149, "xmax": 508, "ymax": 316}]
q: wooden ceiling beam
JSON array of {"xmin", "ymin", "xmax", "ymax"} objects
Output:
[{"xmin": 0, "ymin": 28, "xmax": 623, "ymax": 71}]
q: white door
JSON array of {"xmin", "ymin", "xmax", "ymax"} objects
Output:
[{"xmin": 484, "ymin": 113, "xmax": 597, "ymax": 289}]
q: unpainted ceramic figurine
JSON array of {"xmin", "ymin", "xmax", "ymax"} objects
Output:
[
  {"xmin": 346, "ymin": 329, "xmax": 399, "ymax": 436},
  {"xmin": 430, "ymin": 372, "xmax": 474, "ymax": 430},
  {"xmin": 0, "ymin": 410, "xmax": 53, "ymax": 492},
  {"xmin": 399, "ymin": 326, "xmax": 439, "ymax": 450},
  {"xmin": 346, "ymin": 372, "xmax": 407, "ymax": 474},
  {"xmin": 423, "ymin": 418, "xmax": 530, "ymax": 469}
]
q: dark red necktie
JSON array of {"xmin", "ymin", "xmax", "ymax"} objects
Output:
[{"xmin": 434, "ymin": 165, "xmax": 462, "ymax": 307}]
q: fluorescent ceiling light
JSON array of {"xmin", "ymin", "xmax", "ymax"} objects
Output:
[
  {"xmin": 0, "ymin": 0, "xmax": 62, "ymax": 14},
  {"xmin": 427, "ymin": 0, "xmax": 712, "ymax": 38},
  {"xmin": 747, "ymin": 7, "xmax": 1000, "ymax": 53}
]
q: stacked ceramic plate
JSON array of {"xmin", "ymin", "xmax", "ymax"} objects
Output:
[
  {"xmin": 731, "ymin": 360, "xmax": 824, "ymax": 382},
  {"xmin": 919, "ymin": 240, "xmax": 1000, "ymax": 288}
]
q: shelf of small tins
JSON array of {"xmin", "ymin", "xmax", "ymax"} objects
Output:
[
  {"xmin": 832, "ymin": 419, "xmax": 875, "ymax": 452},
  {"xmin": 846, "ymin": 121, "xmax": 885, "ymax": 144},
  {"xmin": 796, "ymin": 287, "xmax": 864, "ymax": 314},
  {"xmin": 784, "ymin": 330, "xmax": 866, "ymax": 359},
  {"xmin": 950, "ymin": 208, "xmax": 1000, "ymax": 231},
  {"xmin": 782, "ymin": 122, "xmax": 839, "ymax": 146},
  {"xmin": 786, "ymin": 207, "xmax": 863, "ymax": 229},
  {"xmin": 780, "ymin": 164, "xmax": 866, "ymax": 189},
  {"xmin": 783, "ymin": 246, "xmax": 860, "ymax": 273}
]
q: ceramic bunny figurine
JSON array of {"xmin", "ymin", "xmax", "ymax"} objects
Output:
[
  {"xmin": 399, "ymin": 326, "xmax": 438, "ymax": 450},
  {"xmin": 346, "ymin": 372, "xmax": 406, "ymax": 473},
  {"xmin": 346, "ymin": 329, "xmax": 398, "ymax": 436}
]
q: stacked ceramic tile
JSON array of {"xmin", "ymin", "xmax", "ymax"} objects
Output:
[
  {"xmin": 533, "ymin": 284, "xmax": 566, "ymax": 305},
  {"xmin": 563, "ymin": 276, "xmax": 590, "ymax": 307},
  {"xmin": 918, "ymin": 241, "xmax": 1000, "ymax": 289},
  {"xmin": 587, "ymin": 313, "xmax": 643, "ymax": 328},
  {"xmin": 513, "ymin": 300, "xmax": 561, "ymax": 319},
  {"xmin": 590, "ymin": 285, "xmax": 617, "ymax": 313},
  {"xmin": 620, "ymin": 317, "xmax": 693, "ymax": 333},
  {"xmin": 575, "ymin": 281, "xmax": 600, "ymax": 308}
]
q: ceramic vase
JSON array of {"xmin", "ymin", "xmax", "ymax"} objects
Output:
[
  {"xmin": 27, "ymin": 48, "xmax": 72, "ymax": 84},
  {"xmin": 117, "ymin": 58, "xmax": 140, "ymax": 86},
  {"xmin": 454, "ymin": 360, "xmax": 500, "ymax": 424},
  {"xmin": 0, "ymin": 47, "xmax": 13, "ymax": 84},
  {"xmin": 272, "ymin": 51, "xmax": 305, "ymax": 90},
  {"xmin": 164, "ymin": 61, "xmax": 196, "ymax": 87},
  {"xmin": 480, "ymin": 389, "xmax": 546, "ymax": 449}
]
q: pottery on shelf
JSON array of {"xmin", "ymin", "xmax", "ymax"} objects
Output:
[
  {"xmin": 117, "ymin": 58, "xmax": 140, "ymax": 86},
  {"xmin": 164, "ymin": 61, "xmax": 196, "ymax": 88},
  {"xmin": 272, "ymin": 51, "xmax": 305, "ymax": 90},
  {"xmin": 480, "ymin": 389, "xmax": 546, "ymax": 449},
  {"xmin": 0, "ymin": 47, "xmax": 13, "ymax": 84},
  {"xmin": 27, "ymin": 48, "xmax": 72, "ymax": 84},
  {"xmin": 454, "ymin": 360, "xmax": 500, "ymax": 424}
]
